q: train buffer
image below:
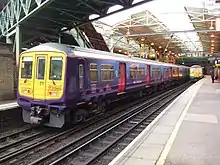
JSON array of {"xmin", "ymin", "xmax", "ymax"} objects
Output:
[{"xmin": 109, "ymin": 76, "xmax": 220, "ymax": 165}]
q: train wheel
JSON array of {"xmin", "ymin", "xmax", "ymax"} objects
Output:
[
  {"xmin": 139, "ymin": 91, "xmax": 143, "ymax": 98},
  {"xmin": 97, "ymin": 101, "xmax": 106, "ymax": 113},
  {"xmin": 74, "ymin": 109, "xmax": 86, "ymax": 123}
]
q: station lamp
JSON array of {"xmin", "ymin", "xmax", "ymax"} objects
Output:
[
  {"xmin": 211, "ymin": 44, "xmax": 214, "ymax": 47},
  {"xmin": 126, "ymin": 28, "xmax": 130, "ymax": 35},
  {"xmin": 151, "ymin": 43, "xmax": 154, "ymax": 46},
  {"xmin": 141, "ymin": 37, "xmax": 145, "ymax": 41},
  {"xmin": 159, "ymin": 46, "xmax": 162, "ymax": 49},
  {"xmin": 211, "ymin": 33, "xmax": 215, "ymax": 38},
  {"xmin": 210, "ymin": 21, "xmax": 214, "ymax": 30},
  {"xmin": 211, "ymin": 40, "xmax": 215, "ymax": 43},
  {"xmin": 119, "ymin": 49, "xmax": 122, "ymax": 52}
]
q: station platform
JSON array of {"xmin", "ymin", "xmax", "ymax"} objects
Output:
[
  {"xmin": 109, "ymin": 76, "xmax": 220, "ymax": 165},
  {"xmin": 0, "ymin": 100, "xmax": 19, "ymax": 111}
]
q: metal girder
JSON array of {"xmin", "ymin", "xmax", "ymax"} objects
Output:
[
  {"xmin": 110, "ymin": 10, "xmax": 217, "ymax": 31},
  {"xmin": 0, "ymin": 0, "xmax": 55, "ymax": 37},
  {"xmin": 185, "ymin": 7, "xmax": 216, "ymax": 23},
  {"xmin": 113, "ymin": 29, "xmax": 220, "ymax": 37},
  {"xmin": 0, "ymin": 0, "xmax": 153, "ymax": 37}
]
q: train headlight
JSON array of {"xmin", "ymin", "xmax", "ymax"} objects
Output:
[
  {"xmin": 49, "ymin": 91, "xmax": 58, "ymax": 96},
  {"xmin": 23, "ymin": 89, "xmax": 31, "ymax": 94}
]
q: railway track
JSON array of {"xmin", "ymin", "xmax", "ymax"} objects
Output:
[
  {"xmin": 28, "ymin": 82, "xmax": 191, "ymax": 165},
  {"xmin": 0, "ymin": 107, "xmax": 23, "ymax": 133},
  {"xmin": 0, "ymin": 82, "xmax": 191, "ymax": 165}
]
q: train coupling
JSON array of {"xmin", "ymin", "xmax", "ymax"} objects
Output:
[
  {"xmin": 30, "ymin": 106, "xmax": 48, "ymax": 124},
  {"xmin": 30, "ymin": 116, "xmax": 42, "ymax": 124}
]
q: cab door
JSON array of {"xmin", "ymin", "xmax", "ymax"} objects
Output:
[
  {"xmin": 18, "ymin": 55, "xmax": 34, "ymax": 98},
  {"xmin": 118, "ymin": 63, "xmax": 126, "ymax": 94},
  {"xmin": 33, "ymin": 55, "xmax": 47, "ymax": 100}
]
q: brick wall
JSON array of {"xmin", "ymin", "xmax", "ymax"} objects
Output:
[{"xmin": 0, "ymin": 43, "xmax": 16, "ymax": 100}]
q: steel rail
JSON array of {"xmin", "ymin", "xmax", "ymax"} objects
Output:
[{"xmin": 30, "ymin": 82, "xmax": 191, "ymax": 165}]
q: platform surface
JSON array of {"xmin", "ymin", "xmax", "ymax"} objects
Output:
[
  {"xmin": 109, "ymin": 76, "xmax": 219, "ymax": 165},
  {"xmin": 0, "ymin": 100, "xmax": 18, "ymax": 111}
]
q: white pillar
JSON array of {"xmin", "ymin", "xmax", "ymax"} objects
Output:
[
  {"xmin": 58, "ymin": 34, "xmax": 62, "ymax": 43},
  {"xmin": 15, "ymin": 25, "xmax": 22, "ymax": 67}
]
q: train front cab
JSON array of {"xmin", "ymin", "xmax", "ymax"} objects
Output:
[{"xmin": 17, "ymin": 51, "xmax": 67, "ymax": 128}]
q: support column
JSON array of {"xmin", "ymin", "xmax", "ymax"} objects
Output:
[
  {"xmin": 58, "ymin": 34, "xmax": 62, "ymax": 43},
  {"xmin": 15, "ymin": 25, "xmax": 22, "ymax": 67}
]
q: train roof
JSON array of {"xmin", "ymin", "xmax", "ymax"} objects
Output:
[
  {"xmin": 24, "ymin": 43, "xmax": 189, "ymax": 68},
  {"xmin": 190, "ymin": 65, "xmax": 202, "ymax": 68}
]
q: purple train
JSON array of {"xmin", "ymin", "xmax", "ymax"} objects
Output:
[{"xmin": 17, "ymin": 43, "xmax": 190, "ymax": 128}]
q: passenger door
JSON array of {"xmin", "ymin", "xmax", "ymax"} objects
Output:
[
  {"xmin": 118, "ymin": 63, "xmax": 126, "ymax": 94},
  {"xmin": 78, "ymin": 59, "xmax": 85, "ymax": 90},
  {"xmin": 146, "ymin": 65, "xmax": 150, "ymax": 86},
  {"xmin": 33, "ymin": 55, "xmax": 47, "ymax": 100}
]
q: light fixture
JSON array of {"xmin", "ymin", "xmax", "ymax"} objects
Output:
[
  {"xmin": 126, "ymin": 28, "xmax": 130, "ymax": 35},
  {"xmin": 211, "ymin": 40, "xmax": 215, "ymax": 43},
  {"xmin": 211, "ymin": 44, "xmax": 214, "ymax": 47},
  {"xmin": 211, "ymin": 34, "xmax": 215, "ymax": 38},
  {"xmin": 210, "ymin": 21, "xmax": 214, "ymax": 30},
  {"xmin": 119, "ymin": 49, "xmax": 122, "ymax": 52},
  {"xmin": 165, "ymin": 48, "xmax": 167, "ymax": 51},
  {"xmin": 151, "ymin": 43, "xmax": 154, "ymax": 46},
  {"xmin": 141, "ymin": 37, "xmax": 145, "ymax": 41},
  {"xmin": 159, "ymin": 46, "xmax": 162, "ymax": 48}
]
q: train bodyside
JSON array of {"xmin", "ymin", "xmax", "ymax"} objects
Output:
[{"xmin": 17, "ymin": 43, "xmax": 190, "ymax": 128}]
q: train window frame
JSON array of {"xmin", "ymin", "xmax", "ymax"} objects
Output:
[
  {"xmin": 90, "ymin": 63, "xmax": 98, "ymax": 82},
  {"xmin": 151, "ymin": 67, "xmax": 161, "ymax": 82},
  {"xmin": 36, "ymin": 57, "xmax": 46, "ymax": 80},
  {"xmin": 101, "ymin": 64, "xmax": 114, "ymax": 82},
  {"xmin": 49, "ymin": 57, "xmax": 63, "ymax": 81},
  {"xmin": 21, "ymin": 56, "xmax": 33, "ymax": 79},
  {"xmin": 129, "ymin": 64, "xmax": 138, "ymax": 79},
  {"xmin": 138, "ymin": 67, "xmax": 145, "ymax": 78}
]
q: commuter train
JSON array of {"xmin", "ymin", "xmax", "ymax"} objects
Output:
[
  {"xmin": 190, "ymin": 65, "xmax": 203, "ymax": 81},
  {"xmin": 17, "ymin": 43, "xmax": 190, "ymax": 128}
]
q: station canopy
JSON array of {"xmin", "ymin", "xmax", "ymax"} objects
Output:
[{"xmin": 92, "ymin": 0, "xmax": 218, "ymax": 57}]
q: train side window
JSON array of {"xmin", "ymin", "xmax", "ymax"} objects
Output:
[
  {"xmin": 79, "ymin": 64, "xmax": 84, "ymax": 88},
  {"xmin": 49, "ymin": 57, "xmax": 63, "ymax": 80},
  {"xmin": 21, "ymin": 57, "xmax": 33, "ymax": 79},
  {"xmin": 90, "ymin": 63, "xmax": 98, "ymax": 82},
  {"xmin": 101, "ymin": 64, "xmax": 114, "ymax": 81},
  {"xmin": 130, "ymin": 65, "xmax": 137, "ymax": 78},
  {"xmin": 36, "ymin": 57, "xmax": 46, "ymax": 80},
  {"xmin": 138, "ymin": 67, "xmax": 145, "ymax": 77}
]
